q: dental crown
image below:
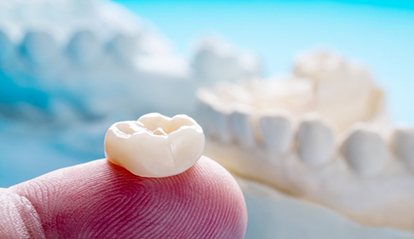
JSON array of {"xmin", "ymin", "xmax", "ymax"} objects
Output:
[
  {"xmin": 196, "ymin": 50, "xmax": 414, "ymax": 230},
  {"xmin": 105, "ymin": 113, "xmax": 205, "ymax": 178}
]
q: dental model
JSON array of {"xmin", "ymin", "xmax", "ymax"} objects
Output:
[
  {"xmin": 0, "ymin": 0, "xmax": 261, "ymax": 122},
  {"xmin": 0, "ymin": 0, "xmax": 261, "ymax": 181},
  {"xmin": 197, "ymin": 50, "xmax": 414, "ymax": 230},
  {"xmin": 104, "ymin": 113, "xmax": 205, "ymax": 178},
  {"xmin": 191, "ymin": 37, "xmax": 262, "ymax": 85}
]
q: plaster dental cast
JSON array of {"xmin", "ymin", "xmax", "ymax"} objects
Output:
[
  {"xmin": 0, "ymin": 113, "xmax": 247, "ymax": 239},
  {"xmin": 197, "ymin": 50, "xmax": 414, "ymax": 231}
]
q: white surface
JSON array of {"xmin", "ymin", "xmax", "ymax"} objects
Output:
[
  {"xmin": 205, "ymin": 138, "xmax": 414, "ymax": 230},
  {"xmin": 196, "ymin": 49, "xmax": 414, "ymax": 229},
  {"xmin": 240, "ymin": 177, "xmax": 414, "ymax": 239}
]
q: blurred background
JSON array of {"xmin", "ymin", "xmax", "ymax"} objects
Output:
[
  {"xmin": 117, "ymin": 0, "xmax": 414, "ymax": 120},
  {"xmin": 1, "ymin": 0, "xmax": 414, "ymax": 187}
]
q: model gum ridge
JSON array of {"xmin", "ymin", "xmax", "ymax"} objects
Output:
[
  {"xmin": 197, "ymin": 50, "xmax": 414, "ymax": 230},
  {"xmin": 104, "ymin": 113, "xmax": 205, "ymax": 178}
]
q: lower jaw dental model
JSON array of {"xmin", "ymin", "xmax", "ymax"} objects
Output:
[{"xmin": 197, "ymin": 50, "xmax": 414, "ymax": 233}]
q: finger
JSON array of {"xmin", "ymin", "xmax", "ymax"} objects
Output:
[
  {"xmin": 4, "ymin": 157, "xmax": 247, "ymax": 239},
  {"xmin": 0, "ymin": 188, "xmax": 45, "ymax": 239}
]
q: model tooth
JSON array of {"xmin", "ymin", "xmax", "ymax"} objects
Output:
[
  {"xmin": 192, "ymin": 37, "xmax": 261, "ymax": 85},
  {"xmin": 105, "ymin": 113, "xmax": 205, "ymax": 178},
  {"xmin": 297, "ymin": 116, "xmax": 335, "ymax": 165},
  {"xmin": 196, "ymin": 94, "xmax": 232, "ymax": 144},
  {"xmin": 106, "ymin": 34, "xmax": 140, "ymax": 63},
  {"xmin": 391, "ymin": 127, "xmax": 414, "ymax": 169},
  {"xmin": 293, "ymin": 50, "xmax": 347, "ymax": 80},
  {"xmin": 210, "ymin": 107, "xmax": 232, "ymax": 143},
  {"xmin": 341, "ymin": 127, "xmax": 389, "ymax": 175},
  {"xmin": 20, "ymin": 31, "xmax": 58, "ymax": 65},
  {"xmin": 0, "ymin": 30, "xmax": 13, "ymax": 63},
  {"xmin": 259, "ymin": 113, "xmax": 292, "ymax": 153},
  {"xmin": 229, "ymin": 111, "xmax": 255, "ymax": 147},
  {"xmin": 66, "ymin": 30, "xmax": 101, "ymax": 66},
  {"xmin": 197, "ymin": 101, "xmax": 215, "ymax": 135}
]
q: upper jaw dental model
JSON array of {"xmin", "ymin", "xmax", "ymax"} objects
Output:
[
  {"xmin": 104, "ymin": 113, "xmax": 205, "ymax": 178},
  {"xmin": 197, "ymin": 50, "xmax": 414, "ymax": 231},
  {"xmin": 0, "ymin": 0, "xmax": 262, "ymax": 122}
]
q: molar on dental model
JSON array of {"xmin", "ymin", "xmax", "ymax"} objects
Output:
[
  {"xmin": 341, "ymin": 126, "xmax": 389, "ymax": 176},
  {"xmin": 104, "ymin": 113, "xmax": 205, "ymax": 178},
  {"xmin": 391, "ymin": 127, "xmax": 414, "ymax": 170},
  {"xmin": 293, "ymin": 49, "xmax": 347, "ymax": 80},
  {"xmin": 297, "ymin": 115, "xmax": 335, "ymax": 165},
  {"xmin": 293, "ymin": 50, "xmax": 386, "ymax": 132}
]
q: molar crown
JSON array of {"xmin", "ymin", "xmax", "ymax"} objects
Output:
[
  {"xmin": 259, "ymin": 112, "xmax": 293, "ymax": 154},
  {"xmin": 391, "ymin": 127, "xmax": 414, "ymax": 170},
  {"xmin": 297, "ymin": 115, "xmax": 335, "ymax": 165},
  {"xmin": 341, "ymin": 126, "xmax": 389, "ymax": 176},
  {"xmin": 104, "ymin": 113, "xmax": 205, "ymax": 178}
]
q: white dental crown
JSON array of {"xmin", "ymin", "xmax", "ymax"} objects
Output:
[{"xmin": 105, "ymin": 113, "xmax": 205, "ymax": 178}]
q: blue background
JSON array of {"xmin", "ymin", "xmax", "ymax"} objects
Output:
[{"xmin": 116, "ymin": 0, "xmax": 414, "ymax": 124}]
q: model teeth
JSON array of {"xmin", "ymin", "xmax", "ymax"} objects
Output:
[
  {"xmin": 21, "ymin": 31, "xmax": 58, "ymax": 65},
  {"xmin": 191, "ymin": 37, "xmax": 261, "ymax": 84},
  {"xmin": 213, "ymin": 110, "xmax": 232, "ymax": 143},
  {"xmin": 67, "ymin": 30, "xmax": 101, "ymax": 66},
  {"xmin": 297, "ymin": 116, "xmax": 335, "ymax": 165},
  {"xmin": 391, "ymin": 127, "xmax": 414, "ymax": 170},
  {"xmin": 198, "ymin": 100, "xmax": 232, "ymax": 143},
  {"xmin": 293, "ymin": 50, "xmax": 347, "ymax": 80},
  {"xmin": 341, "ymin": 126, "xmax": 389, "ymax": 176},
  {"xmin": 229, "ymin": 111, "xmax": 255, "ymax": 147},
  {"xmin": 196, "ymin": 50, "xmax": 414, "ymax": 230},
  {"xmin": 106, "ymin": 34, "xmax": 140, "ymax": 63},
  {"xmin": 259, "ymin": 113, "xmax": 293, "ymax": 153},
  {"xmin": 104, "ymin": 113, "xmax": 205, "ymax": 178}
]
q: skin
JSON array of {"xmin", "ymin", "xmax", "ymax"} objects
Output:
[{"xmin": 0, "ymin": 156, "xmax": 247, "ymax": 239}]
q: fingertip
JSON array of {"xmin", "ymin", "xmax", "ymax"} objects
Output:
[{"xmin": 10, "ymin": 157, "xmax": 247, "ymax": 239}]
